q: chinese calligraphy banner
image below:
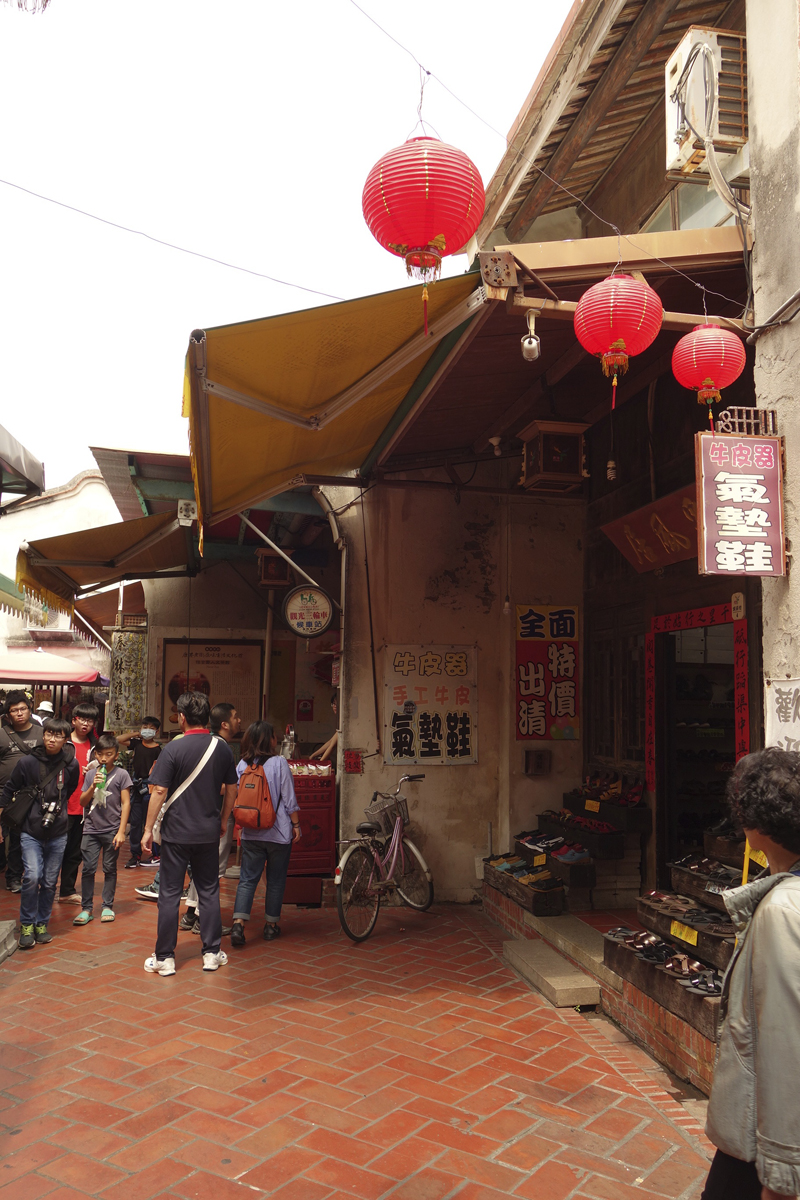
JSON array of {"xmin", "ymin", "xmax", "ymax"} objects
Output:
[
  {"xmin": 765, "ymin": 677, "xmax": 800, "ymax": 751},
  {"xmin": 515, "ymin": 605, "xmax": 580, "ymax": 741},
  {"xmin": 601, "ymin": 485, "xmax": 697, "ymax": 573},
  {"xmin": 383, "ymin": 645, "xmax": 477, "ymax": 766},
  {"xmin": 695, "ymin": 432, "xmax": 785, "ymax": 576}
]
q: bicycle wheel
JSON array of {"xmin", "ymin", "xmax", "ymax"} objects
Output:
[
  {"xmin": 337, "ymin": 845, "xmax": 381, "ymax": 942},
  {"xmin": 396, "ymin": 836, "xmax": 434, "ymax": 911}
]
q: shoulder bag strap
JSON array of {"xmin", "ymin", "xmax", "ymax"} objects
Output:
[
  {"xmin": 6, "ymin": 728, "xmax": 32, "ymax": 754},
  {"xmin": 154, "ymin": 738, "xmax": 219, "ymax": 834}
]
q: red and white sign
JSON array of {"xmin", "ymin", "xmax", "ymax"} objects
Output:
[
  {"xmin": 695, "ymin": 432, "xmax": 785, "ymax": 576},
  {"xmin": 515, "ymin": 605, "xmax": 580, "ymax": 741}
]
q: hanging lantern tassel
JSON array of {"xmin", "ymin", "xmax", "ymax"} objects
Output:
[{"xmin": 422, "ymin": 285, "xmax": 429, "ymax": 337}]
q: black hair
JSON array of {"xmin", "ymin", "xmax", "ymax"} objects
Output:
[
  {"xmin": 43, "ymin": 717, "xmax": 72, "ymax": 738},
  {"xmin": 4, "ymin": 690, "xmax": 31, "ymax": 712},
  {"xmin": 177, "ymin": 690, "xmax": 210, "ymax": 727},
  {"xmin": 240, "ymin": 721, "xmax": 276, "ymax": 764},
  {"xmin": 728, "ymin": 748, "xmax": 800, "ymax": 855},
  {"xmin": 73, "ymin": 702, "xmax": 99, "ymax": 722},
  {"xmin": 142, "ymin": 716, "xmax": 161, "ymax": 729},
  {"xmin": 210, "ymin": 702, "xmax": 236, "ymax": 734},
  {"xmin": 95, "ymin": 733, "xmax": 119, "ymax": 753}
]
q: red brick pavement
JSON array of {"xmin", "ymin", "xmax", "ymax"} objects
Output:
[{"xmin": 0, "ymin": 872, "xmax": 713, "ymax": 1199}]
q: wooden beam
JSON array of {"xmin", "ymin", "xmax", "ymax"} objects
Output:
[
  {"xmin": 507, "ymin": 0, "xmax": 682, "ymax": 241},
  {"xmin": 583, "ymin": 351, "xmax": 672, "ymax": 425},
  {"xmin": 505, "ymin": 293, "xmax": 745, "ymax": 334},
  {"xmin": 473, "ymin": 339, "xmax": 588, "ymax": 452}
]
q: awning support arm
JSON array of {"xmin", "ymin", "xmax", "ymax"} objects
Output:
[{"xmin": 236, "ymin": 512, "xmax": 341, "ymax": 611}]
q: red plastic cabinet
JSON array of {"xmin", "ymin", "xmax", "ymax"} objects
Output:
[{"xmin": 287, "ymin": 760, "xmax": 336, "ymax": 876}]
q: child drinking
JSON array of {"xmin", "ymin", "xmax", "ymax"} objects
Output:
[{"xmin": 73, "ymin": 733, "xmax": 131, "ymax": 925}]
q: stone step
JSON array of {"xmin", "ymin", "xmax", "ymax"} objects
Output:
[
  {"xmin": 0, "ymin": 920, "xmax": 17, "ymax": 967},
  {"xmin": 503, "ymin": 938, "xmax": 601, "ymax": 1007},
  {"xmin": 524, "ymin": 911, "xmax": 623, "ymax": 991}
]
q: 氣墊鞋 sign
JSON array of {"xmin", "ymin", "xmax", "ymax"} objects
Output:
[
  {"xmin": 383, "ymin": 645, "xmax": 477, "ymax": 765},
  {"xmin": 515, "ymin": 605, "xmax": 580, "ymax": 741},
  {"xmin": 696, "ymin": 433, "xmax": 785, "ymax": 576}
]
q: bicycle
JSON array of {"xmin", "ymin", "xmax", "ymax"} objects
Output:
[{"xmin": 335, "ymin": 773, "xmax": 434, "ymax": 942}]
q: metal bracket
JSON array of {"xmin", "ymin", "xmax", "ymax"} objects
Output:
[{"xmin": 479, "ymin": 251, "xmax": 518, "ymax": 289}]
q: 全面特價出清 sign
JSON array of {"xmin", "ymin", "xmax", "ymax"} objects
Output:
[{"xmin": 515, "ymin": 605, "xmax": 580, "ymax": 741}]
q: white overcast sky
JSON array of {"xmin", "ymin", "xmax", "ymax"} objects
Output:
[{"xmin": 0, "ymin": 0, "xmax": 572, "ymax": 488}]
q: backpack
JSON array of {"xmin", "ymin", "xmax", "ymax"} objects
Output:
[{"xmin": 233, "ymin": 760, "xmax": 279, "ymax": 829}]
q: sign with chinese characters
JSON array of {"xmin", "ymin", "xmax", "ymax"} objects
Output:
[
  {"xmin": 696, "ymin": 432, "xmax": 785, "ymax": 576},
  {"xmin": 383, "ymin": 645, "xmax": 477, "ymax": 765},
  {"xmin": 601, "ymin": 485, "xmax": 697, "ymax": 573},
  {"xmin": 282, "ymin": 586, "xmax": 335, "ymax": 638},
  {"xmin": 765, "ymin": 678, "xmax": 800, "ymax": 751},
  {"xmin": 161, "ymin": 640, "xmax": 263, "ymax": 733},
  {"xmin": 515, "ymin": 605, "xmax": 580, "ymax": 741}
]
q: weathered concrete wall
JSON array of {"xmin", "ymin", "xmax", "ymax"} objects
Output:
[
  {"xmin": 746, "ymin": 0, "xmax": 800, "ymax": 681},
  {"xmin": 336, "ymin": 474, "xmax": 584, "ymax": 902}
]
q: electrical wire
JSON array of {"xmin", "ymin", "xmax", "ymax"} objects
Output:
[{"xmin": 0, "ymin": 175, "xmax": 345, "ymax": 301}]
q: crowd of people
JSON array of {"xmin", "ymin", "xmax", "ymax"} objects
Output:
[{"xmin": 0, "ymin": 688, "xmax": 301, "ymax": 971}]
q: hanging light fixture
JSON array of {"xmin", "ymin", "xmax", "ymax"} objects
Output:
[
  {"xmin": 671, "ymin": 323, "xmax": 746, "ymax": 429},
  {"xmin": 362, "ymin": 137, "xmax": 485, "ymax": 334},
  {"xmin": 574, "ymin": 273, "xmax": 663, "ymax": 480}
]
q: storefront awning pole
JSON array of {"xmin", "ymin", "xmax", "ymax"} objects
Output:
[
  {"xmin": 237, "ymin": 513, "xmax": 341, "ymax": 610},
  {"xmin": 262, "ymin": 589, "xmax": 275, "ymax": 721}
]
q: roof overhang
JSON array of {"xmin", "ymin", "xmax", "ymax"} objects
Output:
[{"xmin": 0, "ymin": 422, "xmax": 44, "ymax": 507}]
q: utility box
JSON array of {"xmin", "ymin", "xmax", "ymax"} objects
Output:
[{"xmin": 665, "ymin": 27, "xmax": 747, "ymax": 175}]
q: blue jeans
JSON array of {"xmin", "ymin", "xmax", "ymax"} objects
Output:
[
  {"xmin": 233, "ymin": 840, "xmax": 292, "ymax": 924},
  {"xmin": 20, "ymin": 832, "xmax": 68, "ymax": 926}
]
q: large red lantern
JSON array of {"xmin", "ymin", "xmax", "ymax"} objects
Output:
[
  {"xmin": 672, "ymin": 323, "xmax": 747, "ymax": 428},
  {"xmin": 362, "ymin": 136, "xmax": 484, "ymax": 332},
  {"xmin": 574, "ymin": 273, "xmax": 663, "ymax": 382}
]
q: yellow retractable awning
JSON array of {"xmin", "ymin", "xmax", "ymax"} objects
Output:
[
  {"xmin": 184, "ymin": 274, "xmax": 483, "ymax": 526},
  {"xmin": 17, "ymin": 510, "xmax": 193, "ymax": 602}
]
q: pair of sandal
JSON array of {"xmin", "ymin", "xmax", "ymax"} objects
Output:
[
  {"xmin": 677, "ymin": 968, "xmax": 723, "ymax": 997},
  {"xmin": 73, "ymin": 908, "xmax": 115, "ymax": 924}
]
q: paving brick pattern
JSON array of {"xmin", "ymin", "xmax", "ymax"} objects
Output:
[{"xmin": 0, "ymin": 874, "xmax": 712, "ymax": 1199}]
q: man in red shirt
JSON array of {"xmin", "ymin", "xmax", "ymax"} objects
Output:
[{"xmin": 57, "ymin": 703, "xmax": 98, "ymax": 903}]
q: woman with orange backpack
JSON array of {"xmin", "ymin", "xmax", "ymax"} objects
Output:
[{"xmin": 230, "ymin": 721, "xmax": 301, "ymax": 947}]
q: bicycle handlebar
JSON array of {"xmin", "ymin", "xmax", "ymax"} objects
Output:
[{"xmin": 404, "ymin": 774, "xmax": 425, "ymax": 782}]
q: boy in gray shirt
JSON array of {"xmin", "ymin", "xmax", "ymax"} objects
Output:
[{"xmin": 74, "ymin": 734, "xmax": 131, "ymax": 925}]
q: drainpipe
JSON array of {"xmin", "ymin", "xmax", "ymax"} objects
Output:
[{"xmin": 312, "ymin": 486, "xmax": 347, "ymax": 758}]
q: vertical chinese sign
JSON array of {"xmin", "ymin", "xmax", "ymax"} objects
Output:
[
  {"xmin": 696, "ymin": 432, "xmax": 785, "ymax": 576},
  {"xmin": 383, "ymin": 646, "xmax": 477, "ymax": 766},
  {"xmin": 515, "ymin": 606, "xmax": 580, "ymax": 740},
  {"xmin": 764, "ymin": 678, "xmax": 800, "ymax": 751}
]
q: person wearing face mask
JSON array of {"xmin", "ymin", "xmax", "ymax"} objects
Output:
[{"xmin": 117, "ymin": 718, "xmax": 162, "ymax": 869}]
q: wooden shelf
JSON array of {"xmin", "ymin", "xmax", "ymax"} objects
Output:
[
  {"xmin": 637, "ymin": 895, "xmax": 734, "ymax": 973},
  {"xmin": 562, "ymin": 791, "xmax": 652, "ymax": 834}
]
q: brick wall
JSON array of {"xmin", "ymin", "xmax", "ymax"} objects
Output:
[{"xmin": 482, "ymin": 880, "xmax": 716, "ymax": 1094}]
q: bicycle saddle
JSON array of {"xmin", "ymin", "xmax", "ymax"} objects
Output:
[{"xmin": 356, "ymin": 821, "xmax": 382, "ymax": 835}]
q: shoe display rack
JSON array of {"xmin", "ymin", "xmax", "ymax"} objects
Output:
[
  {"xmin": 514, "ymin": 824, "xmax": 642, "ymax": 911},
  {"xmin": 562, "ymin": 788, "xmax": 652, "ymax": 834},
  {"xmin": 603, "ymin": 935, "xmax": 721, "ymax": 1042},
  {"xmin": 669, "ymin": 862, "xmax": 738, "ymax": 914},
  {"xmin": 703, "ymin": 831, "xmax": 746, "ymax": 869},
  {"xmin": 637, "ymin": 893, "xmax": 734, "ymax": 973},
  {"xmin": 482, "ymin": 855, "xmax": 565, "ymax": 916}
]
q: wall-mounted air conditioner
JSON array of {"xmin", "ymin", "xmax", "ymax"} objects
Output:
[{"xmin": 665, "ymin": 27, "xmax": 747, "ymax": 175}]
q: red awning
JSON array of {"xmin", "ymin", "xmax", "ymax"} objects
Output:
[{"xmin": 0, "ymin": 649, "xmax": 105, "ymax": 684}]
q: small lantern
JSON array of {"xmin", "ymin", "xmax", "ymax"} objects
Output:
[
  {"xmin": 672, "ymin": 323, "xmax": 747, "ymax": 428},
  {"xmin": 519, "ymin": 421, "xmax": 589, "ymax": 493}
]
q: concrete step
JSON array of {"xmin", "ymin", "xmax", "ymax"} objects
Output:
[
  {"xmin": 0, "ymin": 920, "xmax": 17, "ymax": 967},
  {"xmin": 524, "ymin": 912, "xmax": 623, "ymax": 991},
  {"xmin": 503, "ymin": 938, "xmax": 601, "ymax": 1007}
]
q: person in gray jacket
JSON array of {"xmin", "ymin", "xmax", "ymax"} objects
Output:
[{"xmin": 704, "ymin": 747, "xmax": 800, "ymax": 1200}]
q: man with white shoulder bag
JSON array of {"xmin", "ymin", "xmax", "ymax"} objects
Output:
[{"xmin": 141, "ymin": 691, "xmax": 238, "ymax": 976}]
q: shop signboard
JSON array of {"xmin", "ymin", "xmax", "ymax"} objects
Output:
[
  {"xmin": 383, "ymin": 645, "xmax": 477, "ymax": 765},
  {"xmin": 695, "ymin": 432, "xmax": 786, "ymax": 576},
  {"xmin": 600, "ymin": 485, "xmax": 697, "ymax": 572},
  {"xmin": 515, "ymin": 605, "xmax": 580, "ymax": 741},
  {"xmin": 282, "ymin": 586, "xmax": 335, "ymax": 638},
  {"xmin": 161, "ymin": 639, "xmax": 263, "ymax": 734},
  {"xmin": 765, "ymin": 677, "xmax": 800, "ymax": 751}
]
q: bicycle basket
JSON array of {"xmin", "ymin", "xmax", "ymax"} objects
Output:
[{"xmin": 364, "ymin": 793, "xmax": 409, "ymax": 835}]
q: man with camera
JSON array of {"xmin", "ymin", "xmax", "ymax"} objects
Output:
[
  {"xmin": 0, "ymin": 718, "xmax": 79, "ymax": 948},
  {"xmin": 0, "ymin": 691, "xmax": 44, "ymax": 894}
]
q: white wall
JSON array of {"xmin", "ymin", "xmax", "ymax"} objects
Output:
[{"xmin": 336, "ymin": 474, "xmax": 585, "ymax": 902}]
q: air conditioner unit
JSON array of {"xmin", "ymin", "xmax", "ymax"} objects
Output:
[{"xmin": 665, "ymin": 27, "xmax": 747, "ymax": 175}]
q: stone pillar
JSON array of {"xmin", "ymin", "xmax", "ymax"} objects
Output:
[
  {"xmin": 107, "ymin": 629, "xmax": 148, "ymax": 730},
  {"xmin": 746, "ymin": 0, "xmax": 800, "ymax": 681}
]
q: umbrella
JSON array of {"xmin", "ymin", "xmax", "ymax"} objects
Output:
[{"xmin": 0, "ymin": 649, "xmax": 105, "ymax": 684}]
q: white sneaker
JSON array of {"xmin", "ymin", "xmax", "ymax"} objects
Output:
[
  {"xmin": 143, "ymin": 955, "xmax": 176, "ymax": 976},
  {"xmin": 202, "ymin": 950, "xmax": 228, "ymax": 972}
]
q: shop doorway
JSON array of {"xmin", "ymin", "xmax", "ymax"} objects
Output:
[{"xmin": 662, "ymin": 624, "xmax": 735, "ymax": 867}]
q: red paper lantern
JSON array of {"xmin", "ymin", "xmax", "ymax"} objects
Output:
[
  {"xmin": 574, "ymin": 273, "xmax": 663, "ymax": 377},
  {"xmin": 362, "ymin": 136, "xmax": 485, "ymax": 283},
  {"xmin": 672, "ymin": 323, "xmax": 746, "ymax": 410}
]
